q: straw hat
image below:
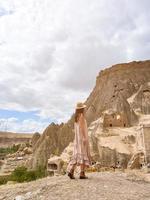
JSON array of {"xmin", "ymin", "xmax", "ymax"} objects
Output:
[{"xmin": 75, "ymin": 102, "xmax": 87, "ymax": 110}]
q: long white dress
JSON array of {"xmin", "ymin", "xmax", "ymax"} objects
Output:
[{"xmin": 67, "ymin": 114, "xmax": 92, "ymax": 172}]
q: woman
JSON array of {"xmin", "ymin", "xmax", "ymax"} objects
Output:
[{"xmin": 67, "ymin": 102, "xmax": 92, "ymax": 179}]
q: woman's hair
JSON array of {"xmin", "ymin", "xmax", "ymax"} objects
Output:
[{"xmin": 74, "ymin": 108, "xmax": 84, "ymax": 123}]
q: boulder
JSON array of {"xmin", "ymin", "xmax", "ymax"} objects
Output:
[{"xmin": 23, "ymin": 147, "xmax": 32, "ymax": 155}]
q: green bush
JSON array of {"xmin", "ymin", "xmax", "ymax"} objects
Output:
[
  {"xmin": 0, "ymin": 175, "xmax": 11, "ymax": 185},
  {"xmin": 0, "ymin": 144, "xmax": 20, "ymax": 155},
  {"xmin": 11, "ymin": 166, "xmax": 47, "ymax": 183},
  {"xmin": 11, "ymin": 166, "xmax": 29, "ymax": 182},
  {"xmin": 0, "ymin": 165, "xmax": 47, "ymax": 185},
  {"xmin": 35, "ymin": 165, "xmax": 47, "ymax": 178}
]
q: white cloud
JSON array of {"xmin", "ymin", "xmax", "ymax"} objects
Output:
[
  {"xmin": 0, "ymin": 0, "xmax": 150, "ymax": 132},
  {"xmin": 0, "ymin": 117, "xmax": 48, "ymax": 133}
]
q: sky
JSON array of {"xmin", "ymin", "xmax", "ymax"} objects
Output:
[{"xmin": 0, "ymin": 0, "xmax": 150, "ymax": 133}]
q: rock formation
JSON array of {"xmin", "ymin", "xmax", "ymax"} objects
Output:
[
  {"xmin": 31, "ymin": 60, "xmax": 150, "ymax": 169},
  {"xmin": 128, "ymin": 82, "xmax": 150, "ymax": 115},
  {"xmin": 31, "ymin": 132, "xmax": 41, "ymax": 150},
  {"xmin": 85, "ymin": 60, "xmax": 150, "ymax": 125},
  {"xmin": 88, "ymin": 118, "xmax": 136, "ymax": 168},
  {"xmin": 30, "ymin": 122, "xmax": 74, "ymax": 169}
]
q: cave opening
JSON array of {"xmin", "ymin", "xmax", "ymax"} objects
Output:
[{"xmin": 48, "ymin": 163, "xmax": 57, "ymax": 170}]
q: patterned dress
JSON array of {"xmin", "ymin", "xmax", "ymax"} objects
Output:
[{"xmin": 67, "ymin": 114, "xmax": 92, "ymax": 172}]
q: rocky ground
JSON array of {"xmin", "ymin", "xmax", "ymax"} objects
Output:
[{"xmin": 0, "ymin": 171, "xmax": 150, "ymax": 200}]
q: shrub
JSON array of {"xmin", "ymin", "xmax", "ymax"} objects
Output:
[
  {"xmin": 11, "ymin": 165, "xmax": 47, "ymax": 183},
  {"xmin": 0, "ymin": 144, "xmax": 20, "ymax": 155},
  {"xmin": 0, "ymin": 175, "xmax": 11, "ymax": 185},
  {"xmin": 0, "ymin": 165, "xmax": 47, "ymax": 185},
  {"xmin": 35, "ymin": 165, "xmax": 47, "ymax": 178}
]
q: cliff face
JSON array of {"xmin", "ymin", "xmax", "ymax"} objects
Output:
[
  {"xmin": 85, "ymin": 60, "xmax": 150, "ymax": 125},
  {"xmin": 31, "ymin": 60, "xmax": 150, "ymax": 169},
  {"xmin": 128, "ymin": 82, "xmax": 150, "ymax": 115}
]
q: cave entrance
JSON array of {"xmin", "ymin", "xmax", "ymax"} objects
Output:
[{"xmin": 48, "ymin": 163, "xmax": 57, "ymax": 170}]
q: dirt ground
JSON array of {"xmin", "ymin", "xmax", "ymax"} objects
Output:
[{"xmin": 0, "ymin": 171, "xmax": 150, "ymax": 200}]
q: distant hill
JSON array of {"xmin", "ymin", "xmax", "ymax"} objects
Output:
[{"xmin": 0, "ymin": 131, "xmax": 33, "ymax": 148}]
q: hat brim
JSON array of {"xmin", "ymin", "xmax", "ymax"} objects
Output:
[{"xmin": 75, "ymin": 105, "xmax": 87, "ymax": 109}]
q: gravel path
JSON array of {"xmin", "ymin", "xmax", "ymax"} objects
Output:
[{"xmin": 0, "ymin": 172, "xmax": 150, "ymax": 200}]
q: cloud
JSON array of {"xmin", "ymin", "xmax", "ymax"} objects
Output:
[
  {"xmin": 0, "ymin": 1, "xmax": 14, "ymax": 17},
  {"xmin": 0, "ymin": 117, "xmax": 48, "ymax": 133},
  {"xmin": 59, "ymin": 40, "xmax": 126, "ymax": 91},
  {"xmin": 0, "ymin": 0, "xmax": 149, "ymax": 132}
]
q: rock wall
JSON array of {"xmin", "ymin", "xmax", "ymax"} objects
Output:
[
  {"xmin": 88, "ymin": 118, "xmax": 137, "ymax": 168},
  {"xmin": 85, "ymin": 60, "xmax": 150, "ymax": 125},
  {"xmin": 128, "ymin": 82, "xmax": 150, "ymax": 115}
]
